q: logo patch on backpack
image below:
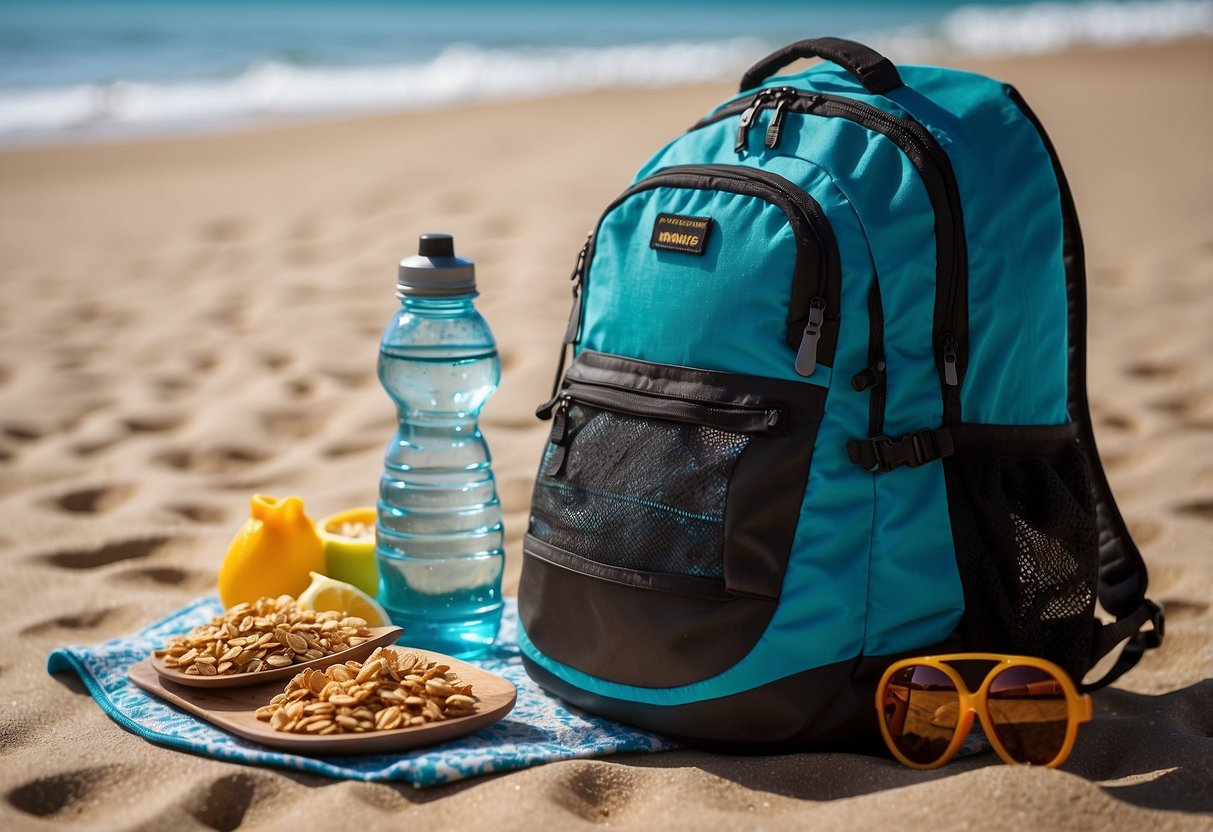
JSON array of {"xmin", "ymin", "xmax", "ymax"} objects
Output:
[{"xmin": 650, "ymin": 213, "xmax": 712, "ymax": 255}]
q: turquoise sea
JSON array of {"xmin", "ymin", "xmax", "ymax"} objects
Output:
[{"xmin": 1, "ymin": 0, "xmax": 1210, "ymax": 143}]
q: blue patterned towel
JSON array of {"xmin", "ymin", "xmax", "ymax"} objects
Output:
[{"xmin": 47, "ymin": 596, "xmax": 676, "ymax": 787}]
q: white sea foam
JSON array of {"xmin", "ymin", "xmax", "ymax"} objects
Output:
[
  {"xmin": 0, "ymin": 38, "xmax": 766, "ymax": 144},
  {"xmin": 860, "ymin": 0, "xmax": 1213, "ymax": 60},
  {"xmin": 0, "ymin": 0, "xmax": 1209, "ymax": 145},
  {"xmin": 941, "ymin": 0, "xmax": 1213, "ymax": 55}
]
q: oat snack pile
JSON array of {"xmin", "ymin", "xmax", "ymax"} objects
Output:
[
  {"xmin": 255, "ymin": 647, "xmax": 476, "ymax": 734},
  {"xmin": 154, "ymin": 595, "xmax": 374, "ymax": 676}
]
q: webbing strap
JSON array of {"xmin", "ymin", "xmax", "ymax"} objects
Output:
[
  {"xmin": 846, "ymin": 422, "xmax": 1079, "ymax": 473},
  {"xmin": 1081, "ymin": 599, "xmax": 1165, "ymax": 692}
]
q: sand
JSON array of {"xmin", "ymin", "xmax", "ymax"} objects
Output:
[{"xmin": 1, "ymin": 38, "xmax": 1211, "ymax": 831}]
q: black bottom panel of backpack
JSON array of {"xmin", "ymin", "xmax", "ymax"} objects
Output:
[{"xmin": 521, "ymin": 647, "xmax": 957, "ymax": 755}]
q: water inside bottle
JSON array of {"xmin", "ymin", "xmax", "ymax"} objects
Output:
[{"xmin": 375, "ymin": 341, "xmax": 505, "ymax": 658}]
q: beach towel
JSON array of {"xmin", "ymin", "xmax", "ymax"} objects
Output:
[{"xmin": 47, "ymin": 596, "xmax": 675, "ymax": 787}]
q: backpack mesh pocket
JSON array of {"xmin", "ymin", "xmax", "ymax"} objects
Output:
[
  {"xmin": 943, "ymin": 442, "xmax": 1099, "ymax": 680},
  {"xmin": 530, "ymin": 403, "xmax": 749, "ymax": 578}
]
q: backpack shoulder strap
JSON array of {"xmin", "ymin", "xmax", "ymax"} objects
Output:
[{"xmin": 1004, "ymin": 85, "xmax": 1165, "ymax": 692}]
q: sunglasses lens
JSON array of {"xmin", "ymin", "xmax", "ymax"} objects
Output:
[
  {"xmin": 881, "ymin": 665, "xmax": 960, "ymax": 765},
  {"xmin": 987, "ymin": 666, "xmax": 1069, "ymax": 765}
]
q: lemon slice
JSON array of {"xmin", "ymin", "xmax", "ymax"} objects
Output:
[
  {"xmin": 297, "ymin": 571, "xmax": 391, "ymax": 627},
  {"xmin": 315, "ymin": 506, "xmax": 379, "ymax": 597}
]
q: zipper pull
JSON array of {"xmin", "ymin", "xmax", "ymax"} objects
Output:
[
  {"xmin": 794, "ymin": 297, "xmax": 827, "ymax": 377},
  {"xmin": 850, "ymin": 360, "xmax": 886, "ymax": 392},
  {"xmin": 734, "ymin": 91, "xmax": 767, "ymax": 154},
  {"xmin": 537, "ymin": 232, "xmax": 593, "ymax": 421},
  {"xmin": 764, "ymin": 94, "xmax": 791, "ymax": 149},
  {"xmin": 943, "ymin": 334, "xmax": 959, "ymax": 386},
  {"xmin": 569, "ymin": 233, "xmax": 590, "ymax": 283},
  {"xmin": 562, "ymin": 233, "xmax": 592, "ymax": 344},
  {"xmin": 542, "ymin": 398, "xmax": 571, "ymax": 477}
]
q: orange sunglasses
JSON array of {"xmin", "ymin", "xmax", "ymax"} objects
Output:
[{"xmin": 876, "ymin": 653, "xmax": 1092, "ymax": 769}]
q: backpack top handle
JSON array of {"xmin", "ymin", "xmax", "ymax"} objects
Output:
[{"xmin": 739, "ymin": 37, "xmax": 903, "ymax": 95}]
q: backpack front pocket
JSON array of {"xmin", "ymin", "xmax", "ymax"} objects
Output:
[{"xmin": 521, "ymin": 350, "xmax": 826, "ymax": 688}]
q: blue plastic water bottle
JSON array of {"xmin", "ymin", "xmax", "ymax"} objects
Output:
[{"xmin": 375, "ymin": 233, "xmax": 504, "ymax": 658}]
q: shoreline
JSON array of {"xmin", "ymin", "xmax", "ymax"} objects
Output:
[{"xmin": 1, "ymin": 35, "xmax": 1209, "ymax": 156}]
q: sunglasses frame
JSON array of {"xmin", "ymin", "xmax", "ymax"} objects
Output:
[{"xmin": 875, "ymin": 653, "xmax": 1093, "ymax": 770}]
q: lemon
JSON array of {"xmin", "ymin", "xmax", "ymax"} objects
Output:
[
  {"xmin": 297, "ymin": 571, "xmax": 391, "ymax": 627},
  {"xmin": 218, "ymin": 495, "xmax": 326, "ymax": 608}
]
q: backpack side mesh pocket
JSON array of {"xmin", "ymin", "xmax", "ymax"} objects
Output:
[{"xmin": 943, "ymin": 440, "xmax": 1099, "ymax": 680}]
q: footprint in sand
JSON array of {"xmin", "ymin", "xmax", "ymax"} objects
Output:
[
  {"xmin": 40, "ymin": 536, "xmax": 172, "ymax": 570},
  {"xmin": 19, "ymin": 607, "xmax": 125, "ymax": 637},
  {"xmin": 183, "ymin": 773, "xmax": 262, "ymax": 832},
  {"xmin": 164, "ymin": 503, "xmax": 227, "ymax": 524},
  {"xmin": 1124, "ymin": 360, "xmax": 1186, "ymax": 381},
  {"xmin": 551, "ymin": 763, "xmax": 638, "ymax": 823},
  {"xmin": 153, "ymin": 446, "xmax": 269, "ymax": 475},
  {"xmin": 112, "ymin": 565, "xmax": 212, "ymax": 591},
  {"xmin": 322, "ymin": 367, "xmax": 374, "ymax": 389},
  {"xmin": 284, "ymin": 377, "xmax": 315, "ymax": 399},
  {"xmin": 1095, "ymin": 411, "xmax": 1140, "ymax": 433},
  {"xmin": 6, "ymin": 766, "xmax": 128, "ymax": 820},
  {"xmin": 3, "ymin": 423, "xmax": 43, "ymax": 442},
  {"xmin": 123, "ymin": 413, "xmax": 186, "ymax": 434},
  {"xmin": 45, "ymin": 484, "xmax": 136, "ymax": 515},
  {"xmin": 1174, "ymin": 499, "xmax": 1213, "ymax": 523},
  {"xmin": 258, "ymin": 350, "xmax": 292, "ymax": 371},
  {"xmin": 1150, "ymin": 395, "xmax": 1199, "ymax": 419}
]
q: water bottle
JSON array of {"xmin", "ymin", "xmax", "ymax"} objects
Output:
[{"xmin": 375, "ymin": 233, "xmax": 504, "ymax": 658}]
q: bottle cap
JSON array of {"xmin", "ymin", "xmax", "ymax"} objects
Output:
[{"xmin": 397, "ymin": 233, "xmax": 476, "ymax": 297}]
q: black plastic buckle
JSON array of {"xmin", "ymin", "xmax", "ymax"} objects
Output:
[{"xmin": 847, "ymin": 428, "xmax": 954, "ymax": 473}]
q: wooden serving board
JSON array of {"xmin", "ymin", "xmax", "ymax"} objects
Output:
[
  {"xmin": 149, "ymin": 626, "xmax": 404, "ymax": 689},
  {"xmin": 128, "ymin": 648, "xmax": 517, "ymax": 755}
]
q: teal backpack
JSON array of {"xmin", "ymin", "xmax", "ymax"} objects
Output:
[{"xmin": 518, "ymin": 37, "xmax": 1164, "ymax": 749}]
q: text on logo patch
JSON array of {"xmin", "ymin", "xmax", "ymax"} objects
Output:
[{"xmin": 650, "ymin": 213, "xmax": 712, "ymax": 255}]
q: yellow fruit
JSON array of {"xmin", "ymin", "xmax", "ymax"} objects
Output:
[
  {"xmin": 297, "ymin": 571, "xmax": 391, "ymax": 627},
  {"xmin": 315, "ymin": 506, "xmax": 380, "ymax": 597},
  {"xmin": 217, "ymin": 495, "xmax": 326, "ymax": 608}
]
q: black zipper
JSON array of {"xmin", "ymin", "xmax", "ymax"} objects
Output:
[
  {"xmin": 692, "ymin": 87, "xmax": 968, "ymax": 424},
  {"xmin": 580, "ymin": 163, "xmax": 839, "ymax": 372},
  {"xmin": 544, "ymin": 378, "xmax": 785, "ymax": 477},
  {"xmin": 859, "ymin": 283, "xmax": 887, "ymax": 436}
]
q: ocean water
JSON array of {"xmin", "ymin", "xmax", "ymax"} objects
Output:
[{"xmin": 0, "ymin": 0, "xmax": 1210, "ymax": 145}]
